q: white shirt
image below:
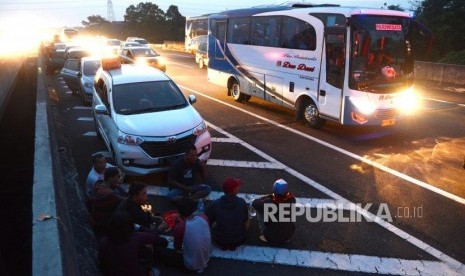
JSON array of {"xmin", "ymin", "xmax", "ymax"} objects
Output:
[{"xmin": 85, "ymin": 163, "xmax": 114, "ymax": 196}]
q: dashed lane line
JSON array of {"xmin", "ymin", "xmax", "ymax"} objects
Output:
[
  {"xmin": 207, "ymin": 159, "xmax": 285, "ymax": 169},
  {"xmin": 73, "ymin": 106, "xmax": 91, "ymax": 110},
  {"xmin": 168, "ymin": 61, "xmax": 194, "ymax": 69},
  {"xmin": 77, "ymin": 117, "xmax": 93, "ymax": 121},
  {"xmin": 179, "ymin": 84, "xmax": 465, "ymax": 206},
  {"xmin": 83, "ymin": 131, "xmax": 96, "ymax": 137}
]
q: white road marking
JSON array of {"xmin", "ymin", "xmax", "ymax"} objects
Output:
[
  {"xmin": 83, "ymin": 131, "xmax": 96, "ymax": 136},
  {"xmin": 421, "ymin": 96, "xmax": 465, "ymax": 108},
  {"xmin": 169, "ymin": 61, "xmax": 194, "ymax": 68},
  {"xmin": 207, "ymin": 159, "xmax": 285, "ymax": 169},
  {"xmin": 77, "ymin": 117, "xmax": 93, "ymax": 121},
  {"xmin": 204, "ymin": 122, "xmax": 464, "ymax": 271},
  {"xmin": 73, "ymin": 106, "xmax": 91, "ymax": 110},
  {"xmin": 181, "ymin": 85, "xmax": 465, "ymax": 205},
  {"xmin": 211, "ymin": 137, "xmax": 240, "ymax": 143},
  {"xmin": 129, "ymin": 184, "xmax": 337, "ymax": 208},
  {"xmin": 65, "ymin": 91, "xmax": 72, "ymax": 94},
  {"xmin": 166, "ymin": 236, "xmax": 456, "ymax": 276},
  {"xmin": 163, "ymin": 53, "xmax": 193, "ymax": 59}
]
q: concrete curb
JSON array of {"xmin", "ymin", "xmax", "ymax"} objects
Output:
[{"xmin": 32, "ymin": 56, "xmax": 63, "ymax": 275}]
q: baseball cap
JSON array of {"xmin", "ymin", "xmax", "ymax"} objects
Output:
[{"xmin": 223, "ymin": 177, "xmax": 241, "ymax": 194}]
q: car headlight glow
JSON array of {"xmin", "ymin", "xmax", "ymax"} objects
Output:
[
  {"xmin": 117, "ymin": 130, "xmax": 144, "ymax": 145},
  {"xmin": 349, "ymin": 95, "xmax": 376, "ymax": 115},
  {"xmin": 193, "ymin": 121, "xmax": 207, "ymax": 136},
  {"xmin": 395, "ymin": 87, "xmax": 420, "ymax": 115},
  {"xmin": 135, "ymin": 57, "xmax": 148, "ymax": 66}
]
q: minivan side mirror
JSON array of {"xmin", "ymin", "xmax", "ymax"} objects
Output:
[
  {"xmin": 94, "ymin": 104, "xmax": 108, "ymax": 115},
  {"xmin": 77, "ymin": 71, "xmax": 82, "ymax": 78},
  {"xmin": 188, "ymin": 95, "xmax": 197, "ymax": 104}
]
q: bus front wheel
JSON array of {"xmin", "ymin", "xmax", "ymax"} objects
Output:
[
  {"xmin": 230, "ymin": 81, "xmax": 245, "ymax": 102},
  {"xmin": 298, "ymin": 98, "xmax": 324, "ymax": 128}
]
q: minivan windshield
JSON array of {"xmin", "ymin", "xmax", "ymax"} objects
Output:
[{"xmin": 112, "ymin": 80, "xmax": 188, "ymax": 115}]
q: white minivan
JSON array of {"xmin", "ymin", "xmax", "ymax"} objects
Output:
[{"xmin": 92, "ymin": 58, "xmax": 212, "ymax": 175}]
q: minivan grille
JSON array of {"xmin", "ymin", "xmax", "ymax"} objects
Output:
[{"xmin": 140, "ymin": 134, "xmax": 197, "ymax": 158}]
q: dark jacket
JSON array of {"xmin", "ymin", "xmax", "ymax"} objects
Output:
[
  {"xmin": 252, "ymin": 194, "xmax": 296, "ymax": 243},
  {"xmin": 206, "ymin": 194, "xmax": 248, "ymax": 244}
]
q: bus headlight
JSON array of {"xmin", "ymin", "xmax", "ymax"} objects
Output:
[
  {"xmin": 349, "ymin": 96, "xmax": 376, "ymax": 115},
  {"xmin": 396, "ymin": 87, "xmax": 420, "ymax": 115}
]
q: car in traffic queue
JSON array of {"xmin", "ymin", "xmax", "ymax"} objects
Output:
[
  {"xmin": 120, "ymin": 46, "xmax": 166, "ymax": 72},
  {"xmin": 92, "ymin": 57, "xmax": 212, "ymax": 176},
  {"xmin": 60, "ymin": 56, "xmax": 101, "ymax": 104},
  {"xmin": 125, "ymin": 37, "xmax": 149, "ymax": 47}
]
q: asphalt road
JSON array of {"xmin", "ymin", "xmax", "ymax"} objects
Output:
[{"xmin": 47, "ymin": 50, "xmax": 465, "ymax": 275}]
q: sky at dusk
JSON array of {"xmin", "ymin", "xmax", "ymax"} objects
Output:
[{"xmin": 0, "ymin": 0, "xmax": 414, "ymax": 29}]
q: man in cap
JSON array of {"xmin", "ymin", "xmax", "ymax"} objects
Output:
[
  {"xmin": 251, "ymin": 179, "xmax": 296, "ymax": 243},
  {"xmin": 206, "ymin": 177, "xmax": 249, "ymax": 250}
]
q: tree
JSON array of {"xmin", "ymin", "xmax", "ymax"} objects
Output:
[
  {"xmin": 165, "ymin": 5, "xmax": 186, "ymax": 41},
  {"xmin": 82, "ymin": 15, "xmax": 109, "ymax": 28},
  {"xmin": 124, "ymin": 2, "xmax": 166, "ymax": 42},
  {"xmin": 412, "ymin": 0, "xmax": 465, "ymax": 62}
]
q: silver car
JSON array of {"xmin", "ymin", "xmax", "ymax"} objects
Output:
[
  {"xmin": 92, "ymin": 58, "xmax": 212, "ymax": 175},
  {"xmin": 60, "ymin": 57, "xmax": 101, "ymax": 104}
]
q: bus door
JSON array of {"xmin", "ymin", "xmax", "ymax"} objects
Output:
[
  {"xmin": 248, "ymin": 72, "xmax": 283, "ymax": 105},
  {"xmin": 264, "ymin": 75, "xmax": 284, "ymax": 106},
  {"xmin": 318, "ymin": 30, "xmax": 345, "ymax": 120}
]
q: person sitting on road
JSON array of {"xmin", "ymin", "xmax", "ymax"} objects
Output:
[
  {"xmin": 167, "ymin": 146, "xmax": 212, "ymax": 204},
  {"xmin": 98, "ymin": 210, "xmax": 164, "ymax": 276},
  {"xmin": 155, "ymin": 197, "xmax": 212, "ymax": 273},
  {"xmin": 85, "ymin": 153, "xmax": 114, "ymax": 197},
  {"xmin": 206, "ymin": 177, "xmax": 249, "ymax": 250},
  {"xmin": 252, "ymin": 179, "xmax": 296, "ymax": 244},
  {"xmin": 117, "ymin": 182, "xmax": 156, "ymax": 229},
  {"xmin": 88, "ymin": 167, "xmax": 127, "ymax": 239}
]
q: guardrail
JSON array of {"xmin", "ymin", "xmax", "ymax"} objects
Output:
[{"xmin": 415, "ymin": 61, "xmax": 465, "ymax": 85}]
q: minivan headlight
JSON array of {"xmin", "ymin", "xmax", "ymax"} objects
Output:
[
  {"xmin": 117, "ymin": 130, "xmax": 144, "ymax": 145},
  {"xmin": 193, "ymin": 121, "xmax": 207, "ymax": 136}
]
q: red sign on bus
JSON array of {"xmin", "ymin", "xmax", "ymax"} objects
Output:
[{"xmin": 376, "ymin": 24, "xmax": 402, "ymax": 31}]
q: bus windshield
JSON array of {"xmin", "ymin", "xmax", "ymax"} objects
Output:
[{"xmin": 349, "ymin": 15, "xmax": 413, "ymax": 93}]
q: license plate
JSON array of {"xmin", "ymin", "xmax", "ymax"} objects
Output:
[{"xmin": 381, "ymin": 119, "xmax": 396, "ymax": 127}]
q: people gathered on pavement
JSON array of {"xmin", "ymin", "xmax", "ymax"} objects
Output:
[
  {"xmin": 252, "ymin": 179, "xmax": 297, "ymax": 244},
  {"xmin": 167, "ymin": 146, "xmax": 212, "ymax": 204},
  {"xmin": 88, "ymin": 167, "xmax": 126, "ymax": 239},
  {"xmin": 85, "ymin": 145, "xmax": 299, "ymax": 274},
  {"xmin": 206, "ymin": 177, "xmax": 249, "ymax": 250},
  {"xmin": 155, "ymin": 197, "xmax": 212, "ymax": 273},
  {"xmin": 85, "ymin": 153, "xmax": 114, "ymax": 197}
]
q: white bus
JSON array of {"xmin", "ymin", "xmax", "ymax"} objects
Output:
[
  {"xmin": 185, "ymin": 15, "xmax": 209, "ymax": 54},
  {"xmin": 207, "ymin": 4, "xmax": 432, "ymax": 128}
]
